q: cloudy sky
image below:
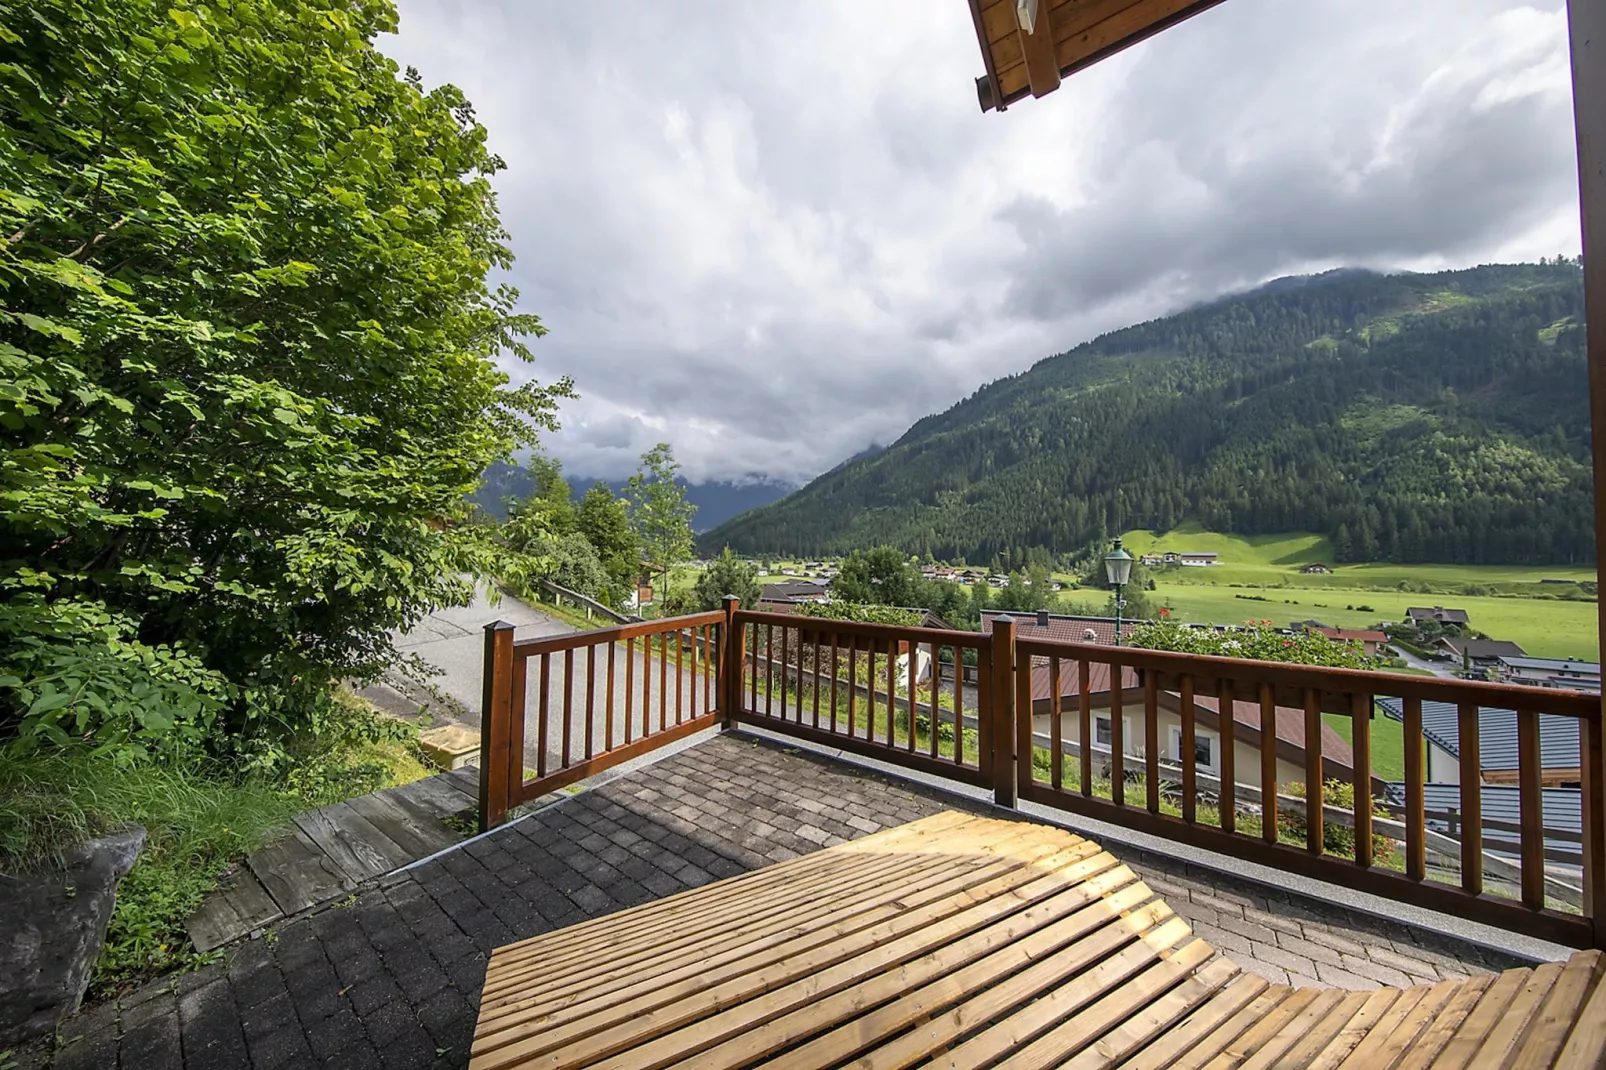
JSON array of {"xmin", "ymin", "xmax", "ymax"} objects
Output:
[{"xmin": 381, "ymin": 1, "xmax": 1582, "ymax": 487}]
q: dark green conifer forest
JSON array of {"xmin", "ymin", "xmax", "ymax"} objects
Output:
[{"xmin": 702, "ymin": 263, "xmax": 1591, "ymax": 566}]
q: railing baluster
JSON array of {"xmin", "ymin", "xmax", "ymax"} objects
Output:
[
  {"xmin": 1459, "ymin": 702, "xmax": 1483, "ymax": 895},
  {"xmin": 1584, "ymin": 715, "xmax": 1606, "ymax": 944},
  {"xmin": 561, "ymin": 647, "xmax": 573, "ymax": 769},
  {"xmin": 1050, "ymin": 656, "xmax": 1063, "ymax": 792},
  {"xmin": 1110, "ymin": 659, "xmax": 1124, "ymax": 807},
  {"xmin": 624, "ymin": 638, "xmax": 635, "ymax": 745},
  {"xmin": 908, "ymin": 636, "xmax": 919, "ymax": 754},
  {"xmin": 1352, "ymin": 691, "xmax": 1371, "ymax": 869},
  {"xmin": 642, "ymin": 630, "xmax": 653, "ymax": 738},
  {"xmin": 887, "ymin": 639, "xmax": 897, "ymax": 748},
  {"xmin": 585, "ymin": 645, "xmax": 596, "ymax": 759},
  {"xmin": 1145, "ymin": 670, "xmax": 1160, "ymax": 814},
  {"xmin": 953, "ymin": 646, "xmax": 964, "ymax": 765},
  {"xmin": 926, "ymin": 642, "xmax": 938, "ymax": 760},
  {"xmin": 1079, "ymin": 658, "xmax": 1092, "ymax": 798},
  {"xmin": 606, "ymin": 641, "xmax": 616, "ymax": 752},
  {"xmin": 1181, "ymin": 674, "xmax": 1196, "ymax": 826},
  {"xmin": 748, "ymin": 623, "xmax": 758, "ymax": 715},
  {"xmin": 778, "ymin": 624, "xmax": 790, "ymax": 721},
  {"xmin": 1518, "ymin": 708, "xmax": 1544, "ymax": 910},
  {"xmin": 830, "ymin": 633, "xmax": 840, "ymax": 734},
  {"xmin": 765, "ymin": 625, "xmax": 775, "ymax": 718},
  {"xmin": 1305, "ymin": 689, "xmax": 1323, "ymax": 855},
  {"xmin": 846, "ymin": 636, "xmax": 858, "ymax": 739},
  {"xmin": 813, "ymin": 634, "xmax": 823, "ymax": 729},
  {"xmin": 1404, "ymin": 696, "xmax": 1425, "ymax": 881},
  {"xmin": 1015, "ymin": 648, "xmax": 1033, "ymax": 788},
  {"xmin": 510, "ymin": 655, "xmax": 528, "ymax": 800},
  {"xmin": 537, "ymin": 651, "xmax": 550, "ymax": 778},
  {"xmin": 1218, "ymin": 680, "xmax": 1235, "ymax": 834},
  {"xmin": 1261, "ymin": 683, "xmax": 1277, "ymax": 845},
  {"xmin": 675, "ymin": 627, "xmax": 684, "ymax": 726}
]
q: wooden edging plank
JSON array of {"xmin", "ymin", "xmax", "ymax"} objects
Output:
[
  {"xmin": 1511, "ymin": 951, "xmax": 1605, "ymax": 1068},
  {"xmin": 294, "ymin": 801, "xmax": 413, "ymax": 884},
  {"xmin": 987, "ymin": 939, "xmax": 1219, "ymax": 1069},
  {"xmin": 1113, "ymin": 976, "xmax": 1275, "ymax": 1070},
  {"xmin": 472, "ymin": 848, "xmax": 1133, "ymax": 1070},
  {"xmin": 1385, "ymin": 973, "xmax": 1501, "ymax": 1070},
  {"xmin": 717, "ymin": 880, "xmax": 1165, "ymax": 1070},
  {"xmin": 1239, "ymin": 988, "xmax": 1372, "ymax": 1070},
  {"xmin": 245, "ymin": 829, "xmax": 351, "ymax": 916},
  {"xmin": 1335, "ymin": 977, "xmax": 1467, "ymax": 1070},
  {"xmin": 1461, "ymin": 960, "xmax": 1565, "ymax": 1069},
  {"xmin": 1304, "ymin": 986, "xmax": 1409, "ymax": 1070},
  {"xmin": 347, "ymin": 789, "xmax": 460, "ymax": 860},
  {"xmin": 1058, "ymin": 956, "xmax": 1242, "ymax": 1070}
]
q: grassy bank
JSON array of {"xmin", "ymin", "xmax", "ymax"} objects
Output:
[{"xmin": 0, "ymin": 692, "xmax": 431, "ymax": 996}]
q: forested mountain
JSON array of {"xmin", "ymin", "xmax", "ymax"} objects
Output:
[{"xmin": 701, "ymin": 263, "xmax": 1592, "ymax": 565}]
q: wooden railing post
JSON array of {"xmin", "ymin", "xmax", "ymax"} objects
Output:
[
  {"xmin": 991, "ymin": 615, "xmax": 1018, "ymax": 808},
  {"xmin": 1567, "ymin": 0, "xmax": 1606, "ymax": 948},
  {"xmin": 478, "ymin": 619, "xmax": 516, "ymax": 833},
  {"xmin": 722, "ymin": 596, "xmax": 743, "ymax": 730}
]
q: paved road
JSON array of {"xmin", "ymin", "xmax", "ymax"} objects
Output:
[
  {"xmin": 393, "ymin": 583, "xmax": 710, "ymax": 778},
  {"xmin": 1391, "ymin": 643, "xmax": 1458, "ymax": 679}
]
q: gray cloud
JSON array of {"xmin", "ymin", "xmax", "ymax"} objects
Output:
[{"xmin": 382, "ymin": 0, "xmax": 1580, "ymax": 485}]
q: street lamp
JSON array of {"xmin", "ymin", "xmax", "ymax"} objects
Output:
[{"xmin": 1104, "ymin": 537, "xmax": 1134, "ymax": 646}]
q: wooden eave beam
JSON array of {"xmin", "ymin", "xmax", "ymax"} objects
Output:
[{"xmin": 1018, "ymin": 1, "xmax": 1062, "ymax": 98}]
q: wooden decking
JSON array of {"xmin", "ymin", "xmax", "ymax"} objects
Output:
[
  {"xmin": 186, "ymin": 766, "xmax": 480, "ymax": 951},
  {"xmin": 469, "ymin": 811, "xmax": 1606, "ymax": 1069}
]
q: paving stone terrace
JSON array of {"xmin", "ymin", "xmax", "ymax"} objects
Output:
[{"xmin": 28, "ymin": 733, "xmax": 1539, "ymax": 1070}]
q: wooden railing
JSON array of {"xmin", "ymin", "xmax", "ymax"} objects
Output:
[
  {"xmin": 725, "ymin": 608, "xmax": 1007, "ymax": 797},
  {"xmin": 477, "ymin": 607, "xmax": 727, "ymax": 831},
  {"xmin": 1011, "ymin": 635, "xmax": 1605, "ymax": 949},
  {"xmin": 481, "ymin": 606, "xmax": 1606, "ymax": 948}
]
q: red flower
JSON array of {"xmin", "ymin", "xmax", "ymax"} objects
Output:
[
  {"xmin": 1282, "ymin": 638, "xmax": 1294, "ymax": 647},
  {"xmin": 1158, "ymin": 607, "xmax": 1171, "ymax": 617}
]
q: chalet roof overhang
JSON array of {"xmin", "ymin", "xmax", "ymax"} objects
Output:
[{"xmin": 967, "ymin": 0, "xmax": 1227, "ymax": 112}]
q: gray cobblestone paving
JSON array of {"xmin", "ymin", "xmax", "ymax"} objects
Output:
[{"xmin": 19, "ymin": 732, "xmax": 1534, "ymax": 1068}]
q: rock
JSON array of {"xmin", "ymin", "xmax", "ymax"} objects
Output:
[{"xmin": 0, "ymin": 827, "xmax": 146, "ymax": 1047}]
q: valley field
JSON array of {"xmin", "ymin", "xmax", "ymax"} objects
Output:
[{"xmin": 1124, "ymin": 526, "xmax": 1597, "ymax": 660}]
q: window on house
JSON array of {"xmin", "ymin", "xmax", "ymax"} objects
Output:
[
  {"xmin": 1095, "ymin": 715, "xmax": 1112, "ymax": 747},
  {"xmin": 1168, "ymin": 726, "xmax": 1215, "ymax": 770}
]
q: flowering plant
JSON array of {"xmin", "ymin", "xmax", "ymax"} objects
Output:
[{"xmin": 1123, "ymin": 619, "xmax": 1378, "ymax": 669}]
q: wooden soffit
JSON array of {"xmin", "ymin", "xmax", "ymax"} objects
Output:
[{"xmin": 968, "ymin": 0, "xmax": 1227, "ymax": 112}]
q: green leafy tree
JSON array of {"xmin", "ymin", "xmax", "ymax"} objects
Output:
[
  {"xmin": 0, "ymin": 0, "xmax": 571, "ymax": 753},
  {"xmin": 626, "ymin": 443, "xmax": 696, "ymax": 599},
  {"xmin": 576, "ymin": 482, "xmax": 640, "ymax": 605},
  {"xmin": 832, "ymin": 546, "xmax": 921, "ymax": 606},
  {"xmin": 1126, "ymin": 619, "xmax": 1379, "ymax": 669},
  {"xmin": 691, "ymin": 548, "xmax": 760, "ymax": 611}
]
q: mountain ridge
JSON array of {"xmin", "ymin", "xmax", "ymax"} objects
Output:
[{"xmin": 700, "ymin": 262, "xmax": 1591, "ymax": 566}]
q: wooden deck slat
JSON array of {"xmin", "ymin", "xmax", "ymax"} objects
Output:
[{"xmin": 467, "ymin": 812, "xmax": 1606, "ymax": 1070}]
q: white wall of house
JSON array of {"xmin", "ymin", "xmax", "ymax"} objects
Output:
[
  {"xmin": 1425, "ymin": 739, "xmax": 1461, "ymax": 784},
  {"xmin": 1034, "ymin": 709, "xmax": 1309, "ymax": 790}
]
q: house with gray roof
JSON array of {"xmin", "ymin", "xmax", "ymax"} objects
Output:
[
  {"xmin": 1498, "ymin": 656, "xmax": 1601, "ymax": 693},
  {"xmin": 1374, "ymin": 697, "xmax": 1582, "ymax": 787}
]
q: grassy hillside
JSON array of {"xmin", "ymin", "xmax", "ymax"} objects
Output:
[
  {"xmin": 1123, "ymin": 523, "xmax": 1595, "ymax": 593},
  {"xmin": 703, "ymin": 263, "xmax": 1592, "ymax": 567}
]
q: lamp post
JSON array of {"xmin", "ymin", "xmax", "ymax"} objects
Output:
[{"xmin": 1104, "ymin": 537, "xmax": 1134, "ymax": 646}]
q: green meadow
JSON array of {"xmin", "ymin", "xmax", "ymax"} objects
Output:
[{"xmin": 1120, "ymin": 525, "xmax": 1598, "ymax": 660}]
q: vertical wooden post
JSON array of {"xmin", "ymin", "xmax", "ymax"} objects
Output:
[
  {"xmin": 478, "ymin": 620, "xmax": 516, "ymax": 833},
  {"xmin": 721, "ymin": 596, "xmax": 742, "ymax": 730},
  {"xmin": 991, "ymin": 615, "xmax": 1018, "ymax": 808},
  {"xmin": 1568, "ymin": 0, "xmax": 1606, "ymax": 947}
]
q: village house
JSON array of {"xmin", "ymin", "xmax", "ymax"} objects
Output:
[
  {"xmin": 1407, "ymin": 605, "xmax": 1471, "ymax": 626},
  {"xmin": 1019, "ymin": 658, "xmax": 1362, "ymax": 793},
  {"xmin": 759, "ymin": 579, "xmax": 830, "ymax": 604},
  {"xmin": 981, "ymin": 609, "xmax": 1139, "ymax": 647},
  {"xmin": 1311, "ymin": 625, "xmax": 1389, "ymax": 657},
  {"xmin": 1437, "ymin": 636, "xmax": 1527, "ymax": 672},
  {"xmin": 1375, "ymin": 698, "xmax": 1582, "ymax": 787},
  {"xmin": 1499, "ymin": 656, "xmax": 1603, "ymax": 693},
  {"xmin": 1300, "ymin": 563, "xmax": 1333, "ymax": 574}
]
